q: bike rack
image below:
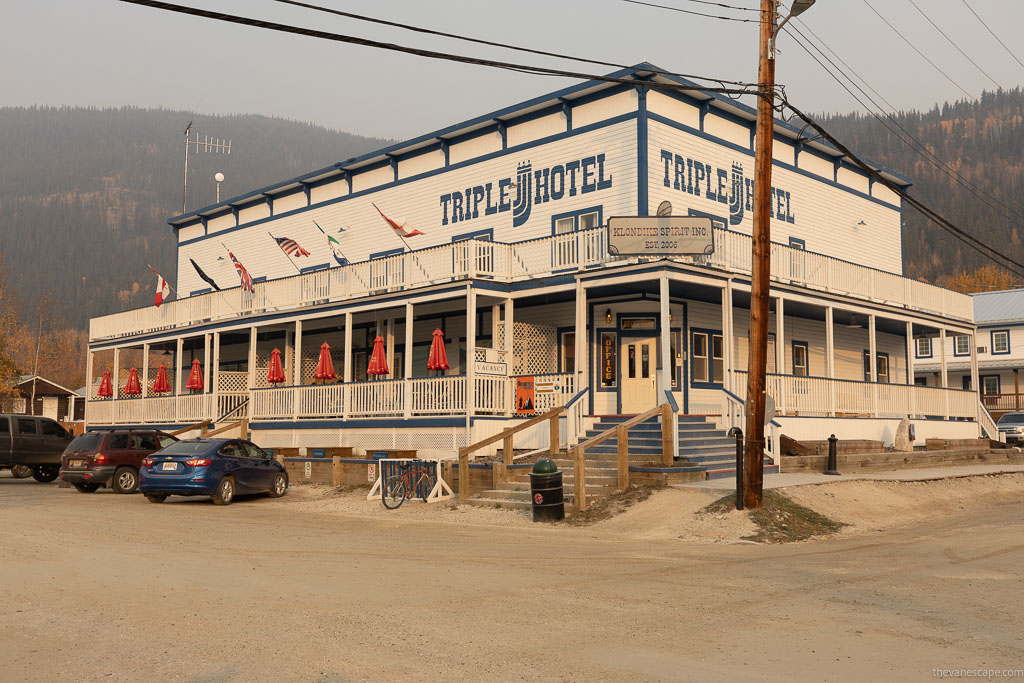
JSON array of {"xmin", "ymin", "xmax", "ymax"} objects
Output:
[{"xmin": 367, "ymin": 458, "xmax": 453, "ymax": 504}]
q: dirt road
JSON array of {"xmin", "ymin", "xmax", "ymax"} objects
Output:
[{"xmin": 1, "ymin": 474, "xmax": 1022, "ymax": 682}]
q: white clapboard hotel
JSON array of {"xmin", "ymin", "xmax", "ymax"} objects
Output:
[{"xmin": 85, "ymin": 64, "xmax": 994, "ymax": 461}]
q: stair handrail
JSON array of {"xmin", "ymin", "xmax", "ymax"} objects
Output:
[
  {"xmin": 721, "ymin": 388, "xmax": 781, "ymax": 464},
  {"xmin": 169, "ymin": 419, "xmax": 211, "ymax": 437},
  {"xmin": 573, "ymin": 401, "xmax": 675, "ymax": 513},
  {"xmin": 977, "ymin": 399, "xmax": 1002, "ymax": 442},
  {"xmin": 215, "ymin": 397, "xmax": 249, "ymax": 424},
  {"xmin": 203, "ymin": 418, "xmax": 248, "ymax": 439}
]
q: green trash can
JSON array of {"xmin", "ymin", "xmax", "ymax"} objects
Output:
[{"xmin": 529, "ymin": 457, "xmax": 564, "ymax": 522}]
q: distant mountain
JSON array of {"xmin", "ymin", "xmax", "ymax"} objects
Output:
[
  {"xmin": 0, "ymin": 106, "xmax": 392, "ymax": 328},
  {"xmin": 817, "ymin": 88, "xmax": 1024, "ymax": 284}
]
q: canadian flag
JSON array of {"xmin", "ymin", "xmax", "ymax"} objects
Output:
[
  {"xmin": 149, "ymin": 266, "xmax": 171, "ymax": 307},
  {"xmin": 373, "ymin": 203, "xmax": 425, "ymax": 238}
]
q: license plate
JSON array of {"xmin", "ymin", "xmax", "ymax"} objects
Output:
[
  {"xmin": 70, "ymin": 459, "xmax": 84, "ymax": 467},
  {"xmin": 161, "ymin": 462, "xmax": 177, "ymax": 471}
]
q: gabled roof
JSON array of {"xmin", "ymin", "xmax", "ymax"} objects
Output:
[
  {"xmin": 972, "ymin": 288, "xmax": 1024, "ymax": 324},
  {"xmin": 169, "ymin": 63, "xmax": 912, "ymax": 228},
  {"xmin": 14, "ymin": 375, "xmax": 80, "ymax": 396}
]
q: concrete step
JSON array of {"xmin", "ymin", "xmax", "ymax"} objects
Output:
[{"xmin": 705, "ymin": 464, "xmax": 781, "ymax": 480}]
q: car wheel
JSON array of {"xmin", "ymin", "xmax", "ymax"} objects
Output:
[
  {"xmin": 268, "ymin": 472, "xmax": 288, "ymax": 498},
  {"xmin": 11, "ymin": 465, "xmax": 32, "ymax": 479},
  {"xmin": 211, "ymin": 476, "xmax": 235, "ymax": 505},
  {"xmin": 73, "ymin": 482, "xmax": 100, "ymax": 493},
  {"xmin": 145, "ymin": 493, "xmax": 167, "ymax": 504},
  {"xmin": 30, "ymin": 466, "xmax": 59, "ymax": 483},
  {"xmin": 112, "ymin": 467, "xmax": 139, "ymax": 494}
]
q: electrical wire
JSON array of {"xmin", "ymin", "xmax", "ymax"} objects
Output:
[
  {"xmin": 665, "ymin": 0, "xmax": 758, "ymax": 10},
  {"xmin": 958, "ymin": 0, "xmax": 1024, "ymax": 72},
  {"xmin": 906, "ymin": 0, "xmax": 1002, "ymax": 91},
  {"xmin": 784, "ymin": 23, "xmax": 1024, "ymax": 225},
  {"xmin": 116, "ymin": 0, "xmax": 759, "ymax": 98},
  {"xmin": 269, "ymin": 0, "xmax": 756, "ymax": 89},
  {"xmin": 862, "ymin": 0, "xmax": 975, "ymax": 101},
  {"xmin": 619, "ymin": 0, "xmax": 758, "ymax": 23}
]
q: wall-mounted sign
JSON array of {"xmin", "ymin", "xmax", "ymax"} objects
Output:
[
  {"xmin": 607, "ymin": 216, "xmax": 714, "ymax": 256},
  {"xmin": 601, "ymin": 333, "xmax": 617, "ymax": 387},
  {"xmin": 535, "ymin": 379, "xmax": 560, "ymax": 395},
  {"xmin": 516, "ymin": 376, "xmax": 535, "ymax": 414},
  {"xmin": 475, "ymin": 361, "xmax": 508, "ymax": 376}
]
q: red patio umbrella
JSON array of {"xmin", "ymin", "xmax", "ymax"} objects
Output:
[
  {"xmin": 151, "ymin": 363, "xmax": 172, "ymax": 394},
  {"xmin": 267, "ymin": 348, "xmax": 286, "ymax": 384},
  {"xmin": 185, "ymin": 358, "xmax": 204, "ymax": 391},
  {"xmin": 124, "ymin": 367, "xmax": 142, "ymax": 396},
  {"xmin": 426, "ymin": 328, "xmax": 449, "ymax": 373},
  {"xmin": 367, "ymin": 336, "xmax": 390, "ymax": 377},
  {"xmin": 97, "ymin": 369, "xmax": 113, "ymax": 398},
  {"xmin": 314, "ymin": 342, "xmax": 336, "ymax": 382}
]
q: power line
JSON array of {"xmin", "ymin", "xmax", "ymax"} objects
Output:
[
  {"xmin": 958, "ymin": 0, "xmax": 1024, "ymax": 72},
  {"xmin": 117, "ymin": 0, "xmax": 759, "ymax": 98},
  {"xmin": 665, "ymin": 0, "xmax": 758, "ymax": 10},
  {"xmin": 785, "ymin": 23, "xmax": 1024, "ymax": 225},
  {"xmin": 906, "ymin": 0, "xmax": 1003, "ymax": 91},
  {"xmin": 269, "ymin": 0, "xmax": 756, "ymax": 89},
  {"xmin": 620, "ymin": 0, "xmax": 758, "ymax": 23},
  {"xmin": 862, "ymin": 0, "xmax": 975, "ymax": 101}
]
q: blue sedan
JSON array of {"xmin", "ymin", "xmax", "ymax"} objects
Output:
[{"xmin": 139, "ymin": 438, "xmax": 288, "ymax": 505}]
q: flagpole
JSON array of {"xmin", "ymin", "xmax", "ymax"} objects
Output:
[
  {"xmin": 148, "ymin": 264, "xmax": 181, "ymax": 299},
  {"xmin": 267, "ymin": 232, "xmax": 304, "ymax": 275},
  {"xmin": 312, "ymin": 220, "xmax": 352, "ymax": 264}
]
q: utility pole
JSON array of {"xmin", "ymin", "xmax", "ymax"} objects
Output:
[{"xmin": 744, "ymin": 0, "xmax": 814, "ymax": 508}]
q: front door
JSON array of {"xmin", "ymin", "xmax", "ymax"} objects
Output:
[{"xmin": 620, "ymin": 337, "xmax": 656, "ymax": 414}]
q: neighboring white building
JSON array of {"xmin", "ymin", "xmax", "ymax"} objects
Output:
[
  {"xmin": 84, "ymin": 64, "xmax": 990, "ymax": 462},
  {"xmin": 916, "ymin": 288, "xmax": 1024, "ymax": 418}
]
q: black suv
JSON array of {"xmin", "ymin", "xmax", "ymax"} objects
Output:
[{"xmin": 0, "ymin": 414, "xmax": 74, "ymax": 482}]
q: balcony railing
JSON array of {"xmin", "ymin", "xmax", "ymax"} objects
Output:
[
  {"xmin": 85, "ymin": 391, "xmax": 248, "ymax": 425},
  {"xmin": 90, "ymin": 228, "xmax": 973, "ymax": 342}
]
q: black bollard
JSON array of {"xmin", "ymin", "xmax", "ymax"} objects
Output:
[
  {"xmin": 824, "ymin": 433, "xmax": 841, "ymax": 476},
  {"xmin": 729, "ymin": 427, "xmax": 744, "ymax": 510}
]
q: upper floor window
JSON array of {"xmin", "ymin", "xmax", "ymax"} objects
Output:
[
  {"xmin": 793, "ymin": 342, "xmax": 808, "ymax": 377},
  {"xmin": 991, "ymin": 330, "xmax": 1010, "ymax": 355},
  {"xmin": 954, "ymin": 335, "xmax": 970, "ymax": 356},
  {"xmin": 916, "ymin": 337, "xmax": 932, "ymax": 358},
  {"xmin": 551, "ymin": 206, "xmax": 602, "ymax": 235}
]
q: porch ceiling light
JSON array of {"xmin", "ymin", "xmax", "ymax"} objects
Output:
[{"xmin": 605, "ymin": 309, "xmax": 613, "ymax": 324}]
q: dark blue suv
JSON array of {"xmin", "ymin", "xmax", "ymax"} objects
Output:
[{"xmin": 139, "ymin": 438, "xmax": 288, "ymax": 505}]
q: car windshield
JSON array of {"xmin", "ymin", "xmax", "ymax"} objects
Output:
[
  {"xmin": 997, "ymin": 413, "xmax": 1024, "ymax": 425},
  {"xmin": 158, "ymin": 441, "xmax": 214, "ymax": 455},
  {"xmin": 67, "ymin": 433, "xmax": 102, "ymax": 451}
]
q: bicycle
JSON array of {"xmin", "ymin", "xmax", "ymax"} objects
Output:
[{"xmin": 381, "ymin": 462, "xmax": 436, "ymax": 509}]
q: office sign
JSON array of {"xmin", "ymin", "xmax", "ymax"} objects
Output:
[{"xmin": 607, "ymin": 216, "xmax": 714, "ymax": 256}]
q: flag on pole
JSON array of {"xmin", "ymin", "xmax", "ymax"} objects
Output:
[
  {"xmin": 190, "ymin": 258, "xmax": 221, "ymax": 291},
  {"xmin": 271, "ymin": 234, "xmax": 310, "ymax": 258},
  {"xmin": 373, "ymin": 203, "xmax": 425, "ymax": 238},
  {"xmin": 149, "ymin": 266, "xmax": 171, "ymax": 307},
  {"xmin": 223, "ymin": 245, "xmax": 254, "ymax": 292},
  {"xmin": 313, "ymin": 220, "xmax": 350, "ymax": 266}
]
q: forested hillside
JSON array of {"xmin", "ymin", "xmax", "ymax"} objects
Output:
[
  {"xmin": 0, "ymin": 106, "xmax": 390, "ymax": 328},
  {"xmin": 817, "ymin": 88, "xmax": 1024, "ymax": 284}
]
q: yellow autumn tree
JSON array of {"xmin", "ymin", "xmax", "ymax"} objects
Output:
[{"xmin": 941, "ymin": 265, "xmax": 1020, "ymax": 294}]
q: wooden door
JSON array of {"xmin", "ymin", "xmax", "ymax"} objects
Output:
[{"xmin": 620, "ymin": 338, "xmax": 656, "ymax": 414}]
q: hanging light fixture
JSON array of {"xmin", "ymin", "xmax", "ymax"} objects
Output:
[{"xmin": 605, "ymin": 309, "xmax": 613, "ymax": 324}]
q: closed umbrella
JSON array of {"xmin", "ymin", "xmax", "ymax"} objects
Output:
[
  {"xmin": 185, "ymin": 358, "xmax": 204, "ymax": 391},
  {"xmin": 315, "ymin": 342, "xmax": 336, "ymax": 382},
  {"xmin": 97, "ymin": 369, "xmax": 113, "ymax": 398},
  {"xmin": 367, "ymin": 336, "xmax": 390, "ymax": 377},
  {"xmin": 151, "ymin": 363, "xmax": 172, "ymax": 394},
  {"xmin": 124, "ymin": 367, "xmax": 142, "ymax": 396},
  {"xmin": 267, "ymin": 348, "xmax": 286, "ymax": 384},
  {"xmin": 426, "ymin": 328, "xmax": 449, "ymax": 374}
]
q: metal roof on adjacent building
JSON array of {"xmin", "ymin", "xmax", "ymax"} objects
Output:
[{"xmin": 972, "ymin": 288, "xmax": 1024, "ymax": 324}]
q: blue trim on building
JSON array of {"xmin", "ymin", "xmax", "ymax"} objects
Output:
[
  {"xmin": 991, "ymin": 329, "xmax": 1011, "ymax": 355},
  {"xmin": 915, "ymin": 337, "xmax": 934, "ymax": 359},
  {"xmin": 953, "ymin": 333, "xmax": 970, "ymax": 357},
  {"xmin": 689, "ymin": 326, "xmax": 722, "ymax": 390},
  {"xmin": 637, "ymin": 85, "xmax": 649, "ymax": 216}
]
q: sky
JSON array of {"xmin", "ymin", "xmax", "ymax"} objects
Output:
[{"xmin": 3, "ymin": 0, "xmax": 1024, "ymax": 141}]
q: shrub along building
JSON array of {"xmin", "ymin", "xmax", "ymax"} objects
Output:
[{"xmin": 84, "ymin": 64, "xmax": 993, "ymax": 466}]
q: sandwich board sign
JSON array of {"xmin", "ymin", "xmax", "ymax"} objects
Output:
[{"xmin": 607, "ymin": 216, "xmax": 714, "ymax": 256}]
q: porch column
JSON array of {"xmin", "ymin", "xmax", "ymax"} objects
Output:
[
  {"xmin": 404, "ymin": 302, "xmax": 413, "ymax": 419},
  {"xmin": 211, "ymin": 332, "xmax": 221, "ymax": 418},
  {"xmin": 939, "ymin": 328, "xmax": 949, "ymax": 419},
  {"xmin": 825, "ymin": 306, "xmax": 835, "ymax": 416},
  {"xmin": 660, "ymin": 274, "xmax": 678, "ymax": 460},
  {"xmin": 504, "ymin": 298, "xmax": 514, "ymax": 418},
  {"xmin": 869, "ymin": 314, "xmax": 878, "ymax": 418},
  {"xmin": 574, "ymin": 279, "xmax": 587, "ymax": 399},
  {"xmin": 343, "ymin": 312, "xmax": 352, "ymax": 421},
  {"xmin": 293, "ymin": 320, "xmax": 303, "ymax": 386},
  {"xmin": 775, "ymin": 296, "xmax": 785, "ymax": 415},
  {"xmin": 175, "ymin": 338, "xmax": 183, "ymax": 423},
  {"xmin": 113, "ymin": 347, "xmax": 120, "ymax": 402},
  {"xmin": 906, "ymin": 321, "xmax": 916, "ymax": 418},
  {"xmin": 491, "ymin": 304, "xmax": 500, "ymax": 349},
  {"xmin": 721, "ymin": 279, "xmax": 733, "ymax": 393},
  {"xmin": 85, "ymin": 350, "xmax": 94, "ymax": 403},
  {"xmin": 202, "ymin": 333, "xmax": 211, "ymax": 395},
  {"xmin": 386, "ymin": 316, "xmax": 396, "ymax": 376},
  {"xmin": 1015, "ymin": 369, "xmax": 1020, "ymax": 411},
  {"xmin": 970, "ymin": 331, "xmax": 980, "ymax": 410},
  {"xmin": 247, "ymin": 326, "xmax": 257, "ymax": 392},
  {"xmin": 141, "ymin": 343, "xmax": 150, "ymax": 399},
  {"xmin": 466, "ymin": 285, "xmax": 476, "ymax": 431}
]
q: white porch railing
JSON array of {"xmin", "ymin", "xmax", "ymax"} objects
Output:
[
  {"xmin": 732, "ymin": 371, "xmax": 977, "ymax": 420},
  {"xmin": 90, "ymin": 228, "xmax": 972, "ymax": 342}
]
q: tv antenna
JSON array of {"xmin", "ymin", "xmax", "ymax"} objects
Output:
[{"xmin": 182, "ymin": 121, "xmax": 231, "ymax": 214}]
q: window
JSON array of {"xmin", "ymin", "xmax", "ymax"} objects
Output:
[
  {"xmin": 692, "ymin": 330, "xmax": 723, "ymax": 385},
  {"xmin": 767, "ymin": 333, "xmax": 776, "ymax": 374},
  {"xmin": 41, "ymin": 420, "xmax": 64, "ymax": 437},
  {"xmin": 671, "ymin": 330, "xmax": 681, "ymax": 389},
  {"xmin": 17, "ymin": 418, "xmax": 36, "ymax": 435},
  {"xmin": 877, "ymin": 354, "xmax": 889, "ymax": 383},
  {"xmin": 712, "ymin": 335, "xmax": 724, "ymax": 383},
  {"xmin": 991, "ymin": 330, "xmax": 1010, "ymax": 355},
  {"xmin": 982, "ymin": 375, "xmax": 1000, "ymax": 396},
  {"xmin": 915, "ymin": 377, "xmax": 927, "ymax": 386},
  {"xmin": 692, "ymin": 333, "xmax": 708, "ymax": 383},
  {"xmin": 788, "ymin": 237, "xmax": 806, "ymax": 250},
  {"xmin": 560, "ymin": 331, "xmax": 575, "ymax": 374},
  {"xmin": 550, "ymin": 206, "xmax": 602, "ymax": 235},
  {"xmin": 0, "ymin": 418, "xmax": 8, "ymax": 434},
  {"xmin": 219, "ymin": 442, "xmax": 244, "ymax": 458},
  {"xmin": 243, "ymin": 442, "xmax": 267, "ymax": 459},
  {"xmin": 954, "ymin": 335, "xmax": 970, "ymax": 356},
  {"xmin": 107, "ymin": 434, "xmax": 130, "ymax": 450},
  {"xmin": 627, "ymin": 344, "xmax": 637, "ymax": 379},
  {"xmin": 133, "ymin": 433, "xmax": 159, "ymax": 450},
  {"xmin": 962, "ymin": 376, "xmax": 972, "ymax": 391},
  {"xmin": 916, "ymin": 337, "xmax": 932, "ymax": 358},
  {"xmin": 793, "ymin": 342, "xmax": 808, "ymax": 377},
  {"xmin": 555, "ymin": 217, "xmax": 575, "ymax": 234},
  {"xmin": 158, "ymin": 434, "xmax": 177, "ymax": 449},
  {"xmin": 579, "ymin": 211, "xmax": 599, "ymax": 230}
]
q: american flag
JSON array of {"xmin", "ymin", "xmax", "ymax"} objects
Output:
[
  {"xmin": 224, "ymin": 247, "xmax": 254, "ymax": 292},
  {"xmin": 272, "ymin": 234, "xmax": 310, "ymax": 258}
]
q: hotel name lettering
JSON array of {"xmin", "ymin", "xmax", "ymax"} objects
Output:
[
  {"xmin": 439, "ymin": 154, "xmax": 613, "ymax": 228},
  {"xmin": 658, "ymin": 149, "xmax": 796, "ymax": 226}
]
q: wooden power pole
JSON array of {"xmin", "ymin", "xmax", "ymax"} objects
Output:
[{"xmin": 743, "ymin": 0, "xmax": 778, "ymax": 509}]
